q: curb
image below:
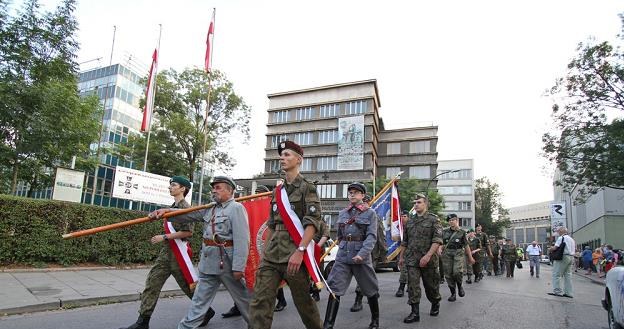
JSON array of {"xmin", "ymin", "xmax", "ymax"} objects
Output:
[
  {"xmin": 573, "ymin": 271, "xmax": 606, "ymax": 286},
  {"xmin": 0, "ymin": 265, "xmax": 152, "ymax": 273}
]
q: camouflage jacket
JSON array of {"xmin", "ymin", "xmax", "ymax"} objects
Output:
[{"xmin": 401, "ymin": 212, "xmax": 443, "ymax": 267}]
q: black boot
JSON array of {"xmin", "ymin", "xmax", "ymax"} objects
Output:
[
  {"xmin": 367, "ymin": 295, "xmax": 380, "ymax": 329},
  {"xmin": 457, "ymin": 281, "xmax": 465, "ymax": 297},
  {"xmin": 221, "ymin": 304, "xmax": 241, "ymax": 318},
  {"xmin": 430, "ymin": 302, "xmax": 440, "ymax": 316},
  {"xmin": 395, "ymin": 283, "xmax": 405, "ymax": 297},
  {"xmin": 403, "ymin": 304, "xmax": 420, "ymax": 323},
  {"xmin": 312, "ymin": 288, "xmax": 321, "ymax": 302},
  {"xmin": 199, "ymin": 308, "xmax": 215, "ymax": 326},
  {"xmin": 474, "ymin": 273, "xmax": 481, "ymax": 282},
  {"xmin": 275, "ymin": 288, "xmax": 287, "ymax": 312},
  {"xmin": 465, "ymin": 274, "xmax": 472, "ymax": 284},
  {"xmin": 119, "ymin": 315, "xmax": 150, "ymax": 329},
  {"xmin": 350, "ymin": 291, "xmax": 363, "ymax": 312},
  {"xmin": 447, "ymin": 285, "xmax": 456, "ymax": 302},
  {"xmin": 323, "ymin": 295, "xmax": 340, "ymax": 329}
]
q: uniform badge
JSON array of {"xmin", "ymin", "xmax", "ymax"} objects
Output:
[
  {"xmin": 272, "ymin": 204, "xmax": 277, "ymax": 212},
  {"xmin": 309, "ymin": 205, "xmax": 316, "ymax": 213},
  {"xmin": 290, "ymin": 204, "xmax": 295, "ymax": 210},
  {"xmin": 280, "ymin": 142, "xmax": 286, "ymax": 149},
  {"xmin": 455, "ymin": 239, "xmax": 460, "ymax": 242}
]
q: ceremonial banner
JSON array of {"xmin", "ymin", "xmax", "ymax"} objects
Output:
[
  {"xmin": 337, "ymin": 115, "xmax": 364, "ymax": 170},
  {"xmin": 112, "ymin": 166, "xmax": 192, "ymax": 205},
  {"xmin": 242, "ymin": 196, "xmax": 271, "ymax": 290},
  {"xmin": 141, "ymin": 49, "xmax": 158, "ymax": 132},
  {"xmin": 370, "ymin": 181, "xmax": 401, "ymax": 259}
]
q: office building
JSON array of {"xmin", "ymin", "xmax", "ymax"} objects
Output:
[{"xmin": 436, "ymin": 159, "xmax": 475, "ymax": 228}]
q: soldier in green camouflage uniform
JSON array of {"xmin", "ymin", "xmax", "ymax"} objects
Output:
[
  {"xmin": 249, "ymin": 141, "xmax": 323, "ymax": 329},
  {"xmin": 466, "ymin": 230, "xmax": 483, "ymax": 283},
  {"xmin": 441, "ymin": 214, "xmax": 475, "ymax": 302},
  {"xmin": 490, "ymin": 236, "xmax": 501, "ymax": 275},
  {"xmin": 395, "ymin": 211, "xmax": 409, "ymax": 297},
  {"xmin": 502, "ymin": 238, "xmax": 518, "ymax": 278},
  {"xmin": 399, "ymin": 194, "xmax": 443, "ymax": 323},
  {"xmin": 119, "ymin": 176, "xmax": 214, "ymax": 329},
  {"xmin": 475, "ymin": 224, "xmax": 492, "ymax": 280}
]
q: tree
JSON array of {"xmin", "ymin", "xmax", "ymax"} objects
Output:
[
  {"xmin": 0, "ymin": 0, "xmax": 101, "ymax": 194},
  {"xmin": 474, "ymin": 177, "xmax": 510, "ymax": 237},
  {"xmin": 114, "ymin": 68, "xmax": 251, "ymax": 198},
  {"xmin": 366, "ymin": 177, "xmax": 445, "ymax": 219},
  {"xmin": 543, "ymin": 15, "xmax": 624, "ymax": 200}
]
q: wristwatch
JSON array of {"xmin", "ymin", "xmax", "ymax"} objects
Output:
[
  {"xmin": 297, "ymin": 245, "xmax": 306, "ymax": 252},
  {"xmin": 162, "ymin": 234, "xmax": 168, "ymax": 241}
]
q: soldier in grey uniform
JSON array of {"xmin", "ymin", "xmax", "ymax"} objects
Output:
[
  {"xmin": 441, "ymin": 214, "xmax": 474, "ymax": 302},
  {"xmin": 323, "ymin": 182, "xmax": 380, "ymax": 329},
  {"xmin": 399, "ymin": 193, "xmax": 443, "ymax": 323},
  {"xmin": 149, "ymin": 176, "xmax": 251, "ymax": 329},
  {"xmin": 119, "ymin": 176, "xmax": 215, "ymax": 329},
  {"xmin": 395, "ymin": 210, "xmax": 409, "ymax": 298}
]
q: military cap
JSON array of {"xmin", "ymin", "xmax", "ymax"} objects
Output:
[
  {"xmin": 363, "ymin": 194, "xmax": 372, "ymax": 203},
  {"xmin": 170, "ymin": 176, "xmax": 191, "ymax": 189},
  {"xmin": 347, "ymin": 182, "xmax": 366, "ymax": 194},
  {"xmin": 255, "ymin": 185, "xmax": 270, "ymax": 193},
  {"xmin": 475, "ymin": 223, "xmax": 483, "ymax": 228},
  {"xmin": 401, "ymin": 210, "xmax": 409, "ymax": 215},
  {"xmin": 277, "ymin": 140, "xmax": 304, "ymax": 157},
  {"xmin": 446, "ymin": 213, "xmax": 458, "ymax": 221},
  {"xmin": 467, "ymin": 228, "xmax": 475, "ymax": 233},
  {"xmin": 412, "ymin": 193, "xmax": 428, "ymax": 202},
  {"xmin": 210, "ymin": 176, "xmax": 236, "ymax": 189}
]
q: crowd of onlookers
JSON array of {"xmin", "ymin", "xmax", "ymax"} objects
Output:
[{"xmin": 577, "ymin": 244, "xmax": 622, "ymax": 278}]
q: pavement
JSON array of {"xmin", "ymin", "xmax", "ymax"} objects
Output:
[{"xmin": 0, "ymin": 262, "xmax": 606, "ymax": 317}]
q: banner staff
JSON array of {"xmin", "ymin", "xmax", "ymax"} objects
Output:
[{"xmin": 198, "ymin": 8, "xmax": 216, "ymax": 204}]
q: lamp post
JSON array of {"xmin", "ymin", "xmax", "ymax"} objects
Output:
[{"xmin": 425, "ymin": 169, "xmax": 461, "ymax": 197}]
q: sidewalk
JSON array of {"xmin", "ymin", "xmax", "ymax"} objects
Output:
[
  {"xmin": 572, "ymin": 268, "xmax": 606, "ymax": 286},
  {"xmin": 0, "ymin": 267, "xmax": 187, "ymax": 316}
]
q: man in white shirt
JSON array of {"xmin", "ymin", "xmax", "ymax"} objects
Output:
[
  {"xmin": 525, "ymin": 241, "xmax": 542, "ymax": 278},
  {"xmin": 548, "ymin": 227, "xmax": 576, "ymax": 298}
]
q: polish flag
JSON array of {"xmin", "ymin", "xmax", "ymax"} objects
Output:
[
  {"xmin": 140, "ymin": 49, "xmax": 158, "ymax": 132},
  {"xmin": 204, "ymin": 9, "xmax": 215, "ymax": 73}
]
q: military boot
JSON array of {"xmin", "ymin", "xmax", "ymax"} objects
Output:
[
  {"xmin": 221, "ymin": 305, "xmax": 240, "ymax": 318},
  {"xmin": 119, "ymin": 315, "xmax": 150, "ymax": 329},
  {"xmin": 403, "ymin": 304, "xmax": 420, "ymax": 323},
  {"xmin": 474, "ymin": 273, "xmax": 481, "ymax": 282},
  {"xmin": 447, "ymin": 285, "xmax": 456, "ymax": 302},
  {"xmin": 457, "ymin": 281, "xmax": 465, "ymax": 297},
  {"xmin": 367, "ymin": 294, "xmax": 380, "ymax": 329},
  {"xmin": 466, "ymin": 274, "xmax": 472, "ymax": 284},
  {"xmin": 350, "ymin": 291, "xmax": 363, "ymax": 312},
  {"xmin": 430, "ymin": 302, "xmax": 440, "ymax": 316},
  {"xmin": 323, "ymin": 295, "xmax": 340, "ymax": 329},
  {"xmin": 395, "ymin": 283, "xmax": 405, "ymax": 297}
]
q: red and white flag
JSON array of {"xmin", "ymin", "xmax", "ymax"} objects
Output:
[
  {"xmin": 164, "ymin": 221, "xmax": 198, "ymax": 290},
  {"xmin": 141, "ymin": 49, "xmax": 158, "ymax": 132},
  {"xmin": 204, "ymin": 9, "xmax": 215, "ymax": 73},
  {"xmin": 391, "ymin": 182, "xmax": 402, "ymax": 240}
]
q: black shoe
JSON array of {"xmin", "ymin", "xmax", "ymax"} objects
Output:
[
  {"xmin": 323, "ymin": 295, "xmax": 340, "ymax": 329},
  {"xmin": 221, "ymin": 305, "xmax": 241, "ymax": 318},
  {"xmin": 448, "ymin": 286, "xmax": 456, "ymax": 302},
  {"xmin": 430, "ymin": 302, "xmax": 440, "ymax": 316},
  {"xmin": 312, "ymin": 289, "xmax": 320, "ymax": 302},
  {"xmin": 395, "ymin": 283, "xmax": 405, "ymax": 297},
  {"xmin": 466, "ymin": 275, "xmax": 472, "ymax": 284},
  {"xmin": 487, "ymin": 272, "xmax": 492, "ymax": 276},
  {"xmin": 350, "ymin": 292, "xmax": 363, "ymax": 312},
  {"xmin": 403, "ymin": 304, "xmax": 420, "ymax": 323},
  {"xmin": 119, "ymin": 316, "xmax": 150, "ymax": 329},
  {"xmin": 457, "ymin": 282, "xmax": 465, "ymax": 297},
  {"xmin": 367, "ymin": 295, "xmax": 380, "ymax": 329},
  {"xmin": 199, "ymin": 308, "xmax": 215, "ymax": 326},
  {"xmin": 274, "ymin": 300, "xmax": 287, "ymax": 312}
]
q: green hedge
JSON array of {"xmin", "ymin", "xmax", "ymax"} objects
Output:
[{"xmin": 0, "ymin": 195, "xmax": 204, "ymax": 266}]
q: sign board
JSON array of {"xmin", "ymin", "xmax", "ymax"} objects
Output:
[
  {"xmin": 550, "ymin": 202, "xmax": 566, "ymax": 235},
  {"xmin": 52, "ymin": 167, "xmax": 85, "ymax": 203},
  {"xmin": 337, "ymin": 115, "xmax": 364, "ymax": 170},
  {"xmin": 112, "ymin": 166, "xmax": 192, "ymax": 206}
]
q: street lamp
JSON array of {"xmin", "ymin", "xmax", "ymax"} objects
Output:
[{"xmin": 425, "ymin": 169, "xmax": 461, "ymax": 197}]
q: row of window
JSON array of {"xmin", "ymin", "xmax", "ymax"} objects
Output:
[
  {"xmin": 79, "ymin": 64, "xmax": 142, "ymax": 86},
  {"xmin": 386, "ymin": 141, "xmax": 431, "ymax": 155},
  {"xmin": 437, "ymin": 169, "xmax": 472, "ymax": 180},
  {"xmin": 269, "ymin": 156, "xmax": 338, "ymax": 173},
  {"xmin": 506, "ymin": 227, "xmax": 550, "ymax": 244},
  {"xmin": 80, "ymin": 84, "xmax": 141, "ymax": 109},
  {"xmin": 386, "ymin": 166, "xmax": 431, "ymax": 179},
  {"xmin": 444, "ymin": 201, "xmax": 472, "ymax": 211},
  {"xmin": 270, "ymin": 129, "xmax": 339, "ymax": 147},
  {"xmin": 437, "ymin": 185, "xmax": 472, "ymax": 195},
  {"xmin": 271, "ymin": 100, "xmax": 367, "ymax": 123}
]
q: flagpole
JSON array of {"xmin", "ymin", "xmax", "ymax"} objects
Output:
[
  {"xmin": 198, "ymin": 8, "xmax": 216, "ymax": 205},
  {"xmin": 370, "ymin": 171, "xmax": 402, "ymax": 205}
]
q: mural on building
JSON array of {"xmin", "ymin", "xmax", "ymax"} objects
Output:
[{"xmin": 337, "ymin": 115, "xmax": 364, "ymax": 170}]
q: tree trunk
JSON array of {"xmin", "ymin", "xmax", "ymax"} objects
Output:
[{"xmin": 10, "ymin": 160, "xmax": 19, "ymax": 195}]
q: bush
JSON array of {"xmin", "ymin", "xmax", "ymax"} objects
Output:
[{"xmin": 0, "ymin": 195, "xmax": 204, "ymax": 266}]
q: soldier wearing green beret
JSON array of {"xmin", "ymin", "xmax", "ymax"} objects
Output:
[{"xmin": 502, "ymin": 238, "xmax": 518, "ymax": 278}]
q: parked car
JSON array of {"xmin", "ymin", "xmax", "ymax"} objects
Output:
[
  {"xmin": 322, "ymin": 239, "xmax": 338, "ymax": 278},
  {"xmin": 540, "ymin": 255, "xmax": 551, "ymax": 265},
  {"xmin": 602, "ymin": 265, "xmax": 624, "ymax": 329}
]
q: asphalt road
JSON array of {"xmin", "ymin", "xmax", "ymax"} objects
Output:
[{"xmin": 0, "ymin": 263, "xmax": 609, "ymax": 329}]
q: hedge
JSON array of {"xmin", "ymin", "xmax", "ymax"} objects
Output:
[{"xmin": 0, "ymin": 195, "xmax": 205, "ymax": 266}]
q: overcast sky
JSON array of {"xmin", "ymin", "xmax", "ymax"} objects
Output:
[{"xmin": 35, "ymin": 0, "xmax": 624, "ymax": 207}]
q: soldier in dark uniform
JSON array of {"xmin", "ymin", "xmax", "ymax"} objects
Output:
[
  {"xmin": 399, "ymin": 193, "xmax": 443, "ymax": 323},
  {"xmin": 249, "ymin": 141, "xmax": 324, "ymax": 329},
  {"xmin": 502, "ymin": 238, "xmax": 518, "ymax": 278},
  {"xmin": 150, "ymin": 176, "xmax": 251, "ymax": 329},
  {"xmin": 475, "ymin": 224, "xmax": 493, "ymax": 279},
  {"xmin": 441, "ymin": 214, "xmax": 475, "ymax": 301},
  {"xmin": 119, "ymin": 176, "xmax": 215, "ymax": 329},
  {"xmin": 466, "ymin": 230, "xmax": 482, "ymax": 283},
  {"xmin": 323, "ymin": 182, "xmax": 380, "ymax": 329},
  {"xmin": 395, "ymin": 210, "xmax": 409, "ymax": 297},
  {"xmin": 490, "ymin": 235, "xmax": 501, "ymax": 275}
]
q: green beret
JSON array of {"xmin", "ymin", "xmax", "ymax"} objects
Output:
[
  {"xmin": 468, "ymin": 228, "xmax": 475, "ymax": 233},
  {"xmin": 210, "ymin": 176, "xmax": 236, "ymax": 189},
  {"xmin": 170, "ymin": 176, "xmax": 191, "ymax": 189}
]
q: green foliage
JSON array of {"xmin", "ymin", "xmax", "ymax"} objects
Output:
[
  {"xmin": 365, "ymin": 177, "xmax": 445, "ymax": 219},
  {"xmin": 0, "ymin": 0, "xmax": 101, "ymax": 194},
  {"xmin": 543, "ymin": 19, "xmax": 624, "ymax": 200},
  {"xmin": 474, "ymin": 177, "xmax": 510, "ymax": 237},
  {"xmin": 0, "ymin": 195, "xmax": 205, "ymax": 266}
]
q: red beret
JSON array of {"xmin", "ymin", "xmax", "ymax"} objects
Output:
[{"xmin": 277, "ymin": 140, "xmax": 304, "ymax": 157}]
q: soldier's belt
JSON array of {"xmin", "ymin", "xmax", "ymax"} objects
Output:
[
  {"xmin": 344, "ymin": 235, "xmax": 363, "ymax": 242},
  {"xmin": 274, "ymin": 224, "xmax": 287, "ymax": 231},
  {"xmin": 446, "ymin": 246, "xmax": 463, "ymax": 250},
  {"xmin": 203, "ymin": 239, "xmax": 234, "ymax": 247}
]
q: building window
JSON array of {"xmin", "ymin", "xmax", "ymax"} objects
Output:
[
  {"xmin": 387, "ymin": 143, "xmax": 401, "ymax": 155},
  {"xmin": 346, "ymin": 100, "xmax": 366, "ymax": 115},
  {"xmin": 458, "ymin": 201, "xmax": 471, "ymax": 211},
  {"xmin": 271, "ymin": 135, "xmax": 288, "ymax": 148},
  {"xmin": 409, "ymin": 141, "xmax": 430, "ymax": 153},
  {"xmin": 409, "ymin": 166, "xmax": 430, "ymax": 179},
  {"xmin": 320, "ymin": 104, "xmax": 338, "ymax": 118},
  {"xmin": 294, "ymin": 132, "xmax": 313, "ymax": 145},
  {"xmin": 460, "ymin": 218, "xmax": 472, "ymax": 228},
  {"xmin": 318, "ymin": 130, "xmax": 338, "ymax": 144},
  {"xmin": 269, "ymin": 160, "xmax": 280, "ymax": 173},
  {"xmin": 317, "ymin": 184, "xmax": 337, "ymax": 198},
  {"xmin": 438, "ymin": 185, "xmax": 472, "ymax": 195},
  {"xmin": 444, "ymin": 202, "xmax": 457, "ymax": 210},
  {"xmin": 272, "ymin": 110, "xmax": 289, "ymax": 123},
  {"xmin": 342, "ymin": 184, "xmax": 349, "ymax": 198},
  {"xmin": 515, "ymin": 229, "xmax": 525, "ymax": 244},
  {"xmin": 438, "ymin": 169, "xmax": 472, "ymax": 180},
  {"xmin": 317, "ymin": 156, "xmax": 337, "ymax": 171},
  {"xmin": 301, "ymin": 158, "xmax": 312, "ymax": 172},
  {"xmin": 296, "ymin": 107, "xmax": 314, "ymax": 121},
  {"xmin": 386, "ymin": 167, "xmax": 401, "ymax": 178}
]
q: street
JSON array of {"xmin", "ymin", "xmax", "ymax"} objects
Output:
[{"xmin": 0, "ymin": 263, "xmax": 608, "ymax": 329}]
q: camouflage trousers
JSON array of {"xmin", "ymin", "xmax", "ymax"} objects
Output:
[
  {"xmin": 464, "ymin": 254, "xmax": 473, "ymax": 275},
  {"xmin": 139, "ymin": 248, "xmax": 193, "ymax": 317},
  {"xmin": 472, "ymin": 253, "xmax": 483, "ymax": 276},
  {"xmin": 250, "ymin": 260, "xmax": 322, "ymax": 329},
  {"xmin": 441, "ymin": 249, "xmax": 465, "ymax": 287},
  {"xmin": 406, "ymin": 263, "xmax": 441, "ymax": 305},
  {"xmin": 399, "ymin": 262, "xmax": 408, "ymax": 284}
]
